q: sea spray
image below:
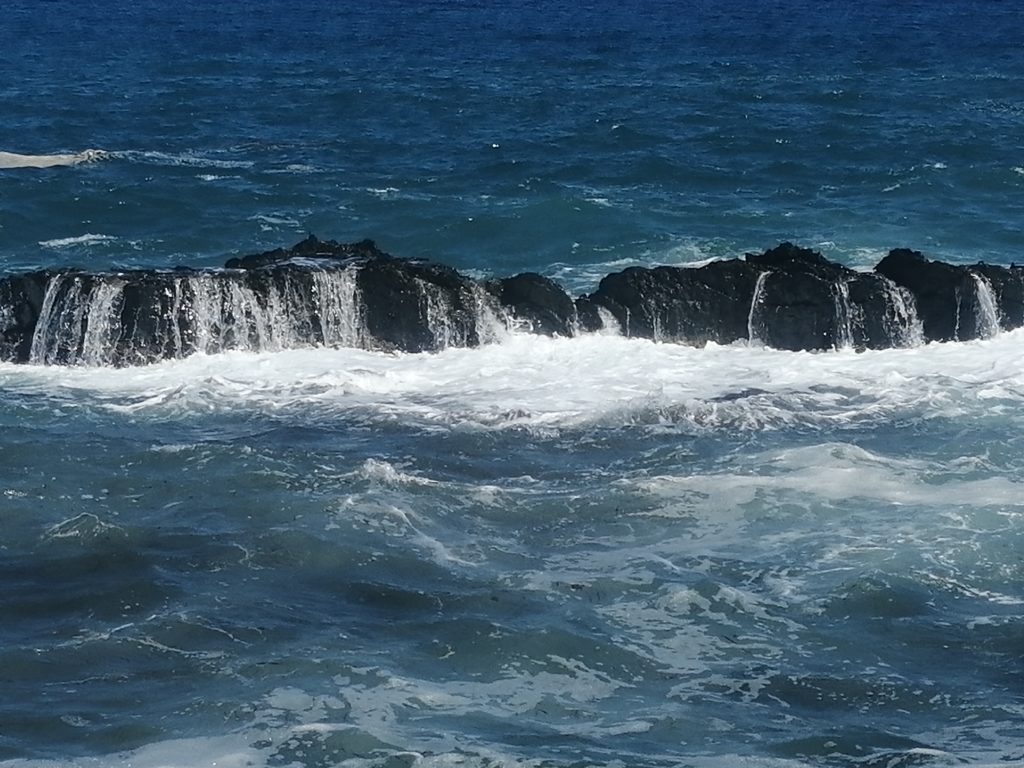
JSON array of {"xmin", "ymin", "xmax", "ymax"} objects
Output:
[
  {"xmin": 595, "ymin": 306, "xmax": 622, "ymax": 336},
  {"xmin": 469, "ymin": 282, "xmax": 511, "ymax": 344},
  {"xmin": 879, "ymin": 276, "xmax": 925, "ymax": 348}
]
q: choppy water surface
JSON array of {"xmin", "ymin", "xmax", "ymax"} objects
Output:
[
  {"xmin": 4, "ymin": 335, "xmax": 1024, "ymax": 766},
  {"xmin": 4, "ymin": 1, "xmax": 1024, "ymax": 766}
]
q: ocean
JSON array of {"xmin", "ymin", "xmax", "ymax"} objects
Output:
[{"xmin": 3, "ymin": 1, "xmax": 1024, "ymax": 766}]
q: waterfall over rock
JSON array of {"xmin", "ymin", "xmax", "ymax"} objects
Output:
[
  {"xmin": 877, "ymin": 276, "xmax": 924, "ymax": 348},
  {"xmin": 2, "ymin": 236, "xmax": 1023, "ymax": 367},
  {"xmin": 969, "ymin": 272, "xmax": 1001, "ymax": 339},
  {"xmin": 831, "ymin": 279, "xmax": 856, "ymax": 350},
  {"xmin": 747, "ymin": 271, "xmax": 771, "ymax": 346}
]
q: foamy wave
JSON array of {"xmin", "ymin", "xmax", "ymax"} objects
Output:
[
  {"xmin": 0, "ymin": 733, "xmax": 266, "ymax": 768},
  {"xmin": 4, "ymin": 328, "xmax": 1024, "ymax": 435},
  {"xmin": 114, "ymin": 150, "xmax": 255, "ymax": 169},
  {"xmin": 38, "ymin": 233, "xmax": 118, "ymax": 249},
  {"xmin": 264, "ymin": 163, "xmax": 322, "ymax": 174},
  {"xmin": 196, "ymin": 173, "xmax": 239, "ymax": 182},
  {"xmin": 630, "ymin": 442, "xmax": 1023, "ymax": 513},
  {"xmin": 0, "ymin": 149, "xmax": 106, "ymax": 169},
  {"xmin": 249, "ymin": 212, "xmax": 302, "ymax": 228}
]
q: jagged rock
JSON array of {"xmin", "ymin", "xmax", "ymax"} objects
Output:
[
  {"xmin": 486, "ymin": 273, "xmax": 575, "ymax": 336},
  {"xmin": 873, "ymin": 248, "xmax": 1018, "ymax": 342},
  {"xmin": 746, "ymin": 241, "xmax": 849, "ymax": 279},
  {"xmin": 969, "ymin": 262, "xmax": 1024, "ymax": 330},
  {"xmin": 582, "ymin": 260, "xmax": 762, "ymax": 345},
  {"xmin": 356, "ymin": 257, "xmax": 482, "ymax": 352},
  {"xmin": 875, "ymin": 248, "xmax": 966, "ymax": 341},
  {"xmin": 745, "ymin": 243, "xmax": 855, "ymax": 351},
  {"xmin": 843, "ymin": 272, "xmax": 923, "ymax": 349},
  {"xmin": 224, "ymin": 235, "xmax": 382, "ymax": 270},
  {"xmin": 0, "ymin": 271, "xmax": 52, "ymax": 362},
  {"xmin": 3, "ymin": 236, "xmax": 1023, "ymax": 367},
  {"xmin": 574, "ymin": 295, "xmax": 610, "ymax": 334}
]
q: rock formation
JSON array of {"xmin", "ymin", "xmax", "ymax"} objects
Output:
[{"xmin": 1, "ymin": 235, "xmax": 1020, "ymax": 367}]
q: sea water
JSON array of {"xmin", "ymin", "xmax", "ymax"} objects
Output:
[{"xmin": 3, "ymin": 1, "xmax": 1024, "ymax": 766}]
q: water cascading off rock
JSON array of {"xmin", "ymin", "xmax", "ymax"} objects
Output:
[{"xmin": 2, "ymin": 236, "xmax": 1022, "ymax": 367}]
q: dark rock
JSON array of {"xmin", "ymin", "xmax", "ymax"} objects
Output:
[
  {"xmin": 356, "ymin": 257, "xmax": 480, "ymax": 353},
  {"xmin": 749, "ymin": 269, "xmax": 838, "ymax": 351},
  {"xmin": 225, "ymin": 235, "xmax": 384, "ymax": 270},
  {"xmin": 970, "ymin": 262, "xmax": 1024, "ymax": 331},
  {"xmin": 5, "ymin": 235, "xmax": 1024, "ymax": 367},
  {"xmin": 746, "ymin": 241, "xmax": 850, "ymax": 281},
  {"xmin": 875, "ymin": 248, "xmax": 984, "ymax": 341},
  {"xmin": 486, "ymin": 273, "xmax": 575, "ymax": 336},
  {"xmin": 574, "ymin": 295, "xmax": 613, "ymax": 334},
  {"xmin": 583, "ymin": 259, "xmax": 762, "ymax": 345},
  {"xmin": 843, "ymin": 272, "xmax": 921, "ymax": 349},
  {"xmin": 0, "ymin": 271, "xmax": 51, "ymax": 362},
  {"xmin": 744, "ymin": 243, "xmax": 857, "ymax": 351}
]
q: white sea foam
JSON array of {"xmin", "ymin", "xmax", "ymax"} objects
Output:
[
  {"xmin": 38, "ymin": 234, "xmax": 118, "ymax": 249},
  {"xmin": 0, "ymin": 149, "xmax": 106, "ymax": 169},
  {"xmin": 250, "ymin": 213, "xmax": 301, "ymax": 226},
  {"xmin": 5, "ymin": 332, "xmax": 1019, "ymax": 767},
  {"xmin": 4, "ymin": 329, "xmax": 1024, "ymax": 433},
  {"xmin": 629, "ymin": 442, "xmax": 1023, "ymax": 517},
  {"xmin": 0, "ymin": 734, "xmax": 266, "ymax": 768},
  {"xmin": 114, "ymin": 150, "xmax": 255, "ymax": 169}
]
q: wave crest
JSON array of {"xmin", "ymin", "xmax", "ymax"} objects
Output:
[{"xmin": 0, "ymin": 149, "xmax": 107, "ymax": 169}]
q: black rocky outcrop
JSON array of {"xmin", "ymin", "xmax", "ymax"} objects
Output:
[
  {"xmin": 0, "ymin": 271, "xmax": 50, "ymax": 362},
  {"xmin": 224, "ymin": 235, "xmax": 384, "ymax": 270},
  {"xmin": 2, "ymin": 235, "xmax": 1022, "ymax": 367},
  {"xmin": 875, "ymin": 248, "xmax": 1024, "ymax": 342},
  {"xmin": 579, "ymin": 260, "xmax": 762, "ymax": 345},
  {"xmin": 486, "ymin": 273, "xmax": 577, "ymax": 337}
]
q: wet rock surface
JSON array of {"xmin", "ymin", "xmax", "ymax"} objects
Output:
[{"xmin": 1, "ymin": 236, "xmax": 1021, "ymax": 366}]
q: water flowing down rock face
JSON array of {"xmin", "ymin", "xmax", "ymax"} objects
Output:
[
  {"xmin": 2, "ymin": 235, "xmax": 1024, "ymax": 366},
  {"xmin": 579, "ymin": 242, "xmax": 930, "ymax": 351},
  {"xmin": 577, "ymin": 259, "xmax": 763, "ymax": 344}
]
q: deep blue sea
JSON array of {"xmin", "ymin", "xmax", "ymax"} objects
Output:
[{"xmin": 4, "ymin": 1, "xmax": 1024, "ymax": 766}]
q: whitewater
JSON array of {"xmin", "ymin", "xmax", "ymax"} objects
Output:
[
  {"xmin": 4, "ymin": 330, "xmax": 1024, "ymax": 433},
  {"xmin": 5, "ymin": 328, "xmax": 1024, "ymax": 766}
]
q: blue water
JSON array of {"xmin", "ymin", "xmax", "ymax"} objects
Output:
[{"xmin": 4, "ymin": 2, "xmax": 1024, "ymax": 766}]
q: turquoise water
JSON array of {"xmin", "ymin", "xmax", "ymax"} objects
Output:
[{"xmin": 4, "ymin": 2, "xmax": 1024, "ymax": 766}]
